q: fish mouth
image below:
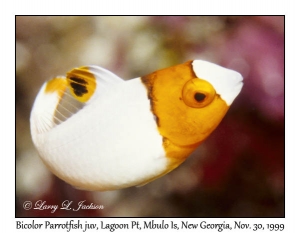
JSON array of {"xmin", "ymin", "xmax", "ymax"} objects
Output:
[
  {"xmin": 236, "ymin": 79, "xmax": 244, "ymax": 93},
  {"xmin": 230, "ymin": 80, "xmax": 244, "ymax": 102},
  {"xmin": 218, "ymin": 77, "xmax": 244, "ymax": 106}
]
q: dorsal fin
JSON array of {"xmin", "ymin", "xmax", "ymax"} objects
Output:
[
  {"xmin": 66, "ymin": 65, "xmax": 123, "ymax": 103},
  {"xmin": 31, "ymin": 66, "xmax": 124, "ymax": 134}
]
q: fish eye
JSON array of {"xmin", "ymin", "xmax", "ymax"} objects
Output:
[
  {"xmin": 182, "ymin": 78, "xmax": 216, "ymax": 108},
  {"xmin": 194, "ymin": 92, "xmax": 206, "ymax": 102}
]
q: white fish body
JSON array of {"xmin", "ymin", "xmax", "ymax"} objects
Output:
[{"xmin": 30, "ymin": 60, "xmax": 243, "ymax": 191}]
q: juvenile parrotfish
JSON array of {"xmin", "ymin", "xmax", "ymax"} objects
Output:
[{"xmin": 30, "ymin": 60, "xmax": 243, "ymax": 191}]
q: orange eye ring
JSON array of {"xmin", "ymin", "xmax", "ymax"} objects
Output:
[{"xmin": 182, "ymin": 78, "xmax": 216, "ymax": 108}]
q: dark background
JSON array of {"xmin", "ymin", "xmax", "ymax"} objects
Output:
[{"xmin": 16, "ymin": 16, "xmax": 284, "ymax": 217}]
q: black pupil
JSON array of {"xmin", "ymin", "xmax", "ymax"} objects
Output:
[{"xmin": 194, "ymin": 93, "xmax": 206, "ymax": 102}]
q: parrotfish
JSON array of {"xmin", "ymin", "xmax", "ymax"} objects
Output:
[{"xmin": 30, "ymin": 60, "xmax": 243, "ymax": 191}]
